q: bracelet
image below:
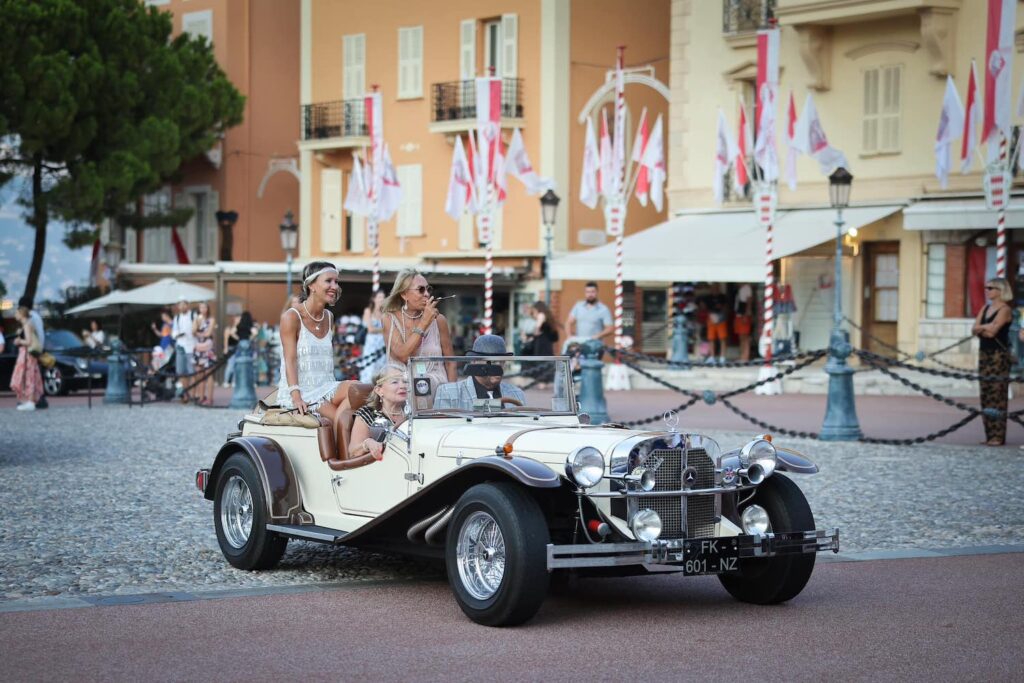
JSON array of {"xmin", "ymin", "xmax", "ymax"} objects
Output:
[
  {"xmin": 412, "ymin": 326, "xmax": 425, "ymax": 336},
  {"xmin": 285, "ymin": 385, "xmax": 301, "ymax": 394}
]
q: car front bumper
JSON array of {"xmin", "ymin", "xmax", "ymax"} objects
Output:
[{"xmin": 546, "ymin": 528, "xmax": 840, "ymax": 573}]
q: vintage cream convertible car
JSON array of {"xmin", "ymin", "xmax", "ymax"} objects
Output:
[{"xmin": 196, "ymin": 355, "xmax": 839, "ymax": 626}]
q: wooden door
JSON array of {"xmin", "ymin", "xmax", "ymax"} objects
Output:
[{"xmin": 863, "ymin": 241, "xmax": 900, "ymax": 355}]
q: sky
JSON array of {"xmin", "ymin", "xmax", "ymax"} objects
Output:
[{"xmin": 0, "ymin": 176, "xmax": 92, "ymax": 305}]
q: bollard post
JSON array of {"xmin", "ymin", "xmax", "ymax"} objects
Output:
[
  {"xmin": 819, "ymin": 330, "xmax": 862, "ymax": 440},
  {"xmin": 104, "ymin": 340, "xmax": 129, "ymax": 404},
  {"xmin": 578, "ymin": 340, "xmax": 609, "ymax": 424},
  {"xmin": 670, "ymin": 313, "xmax": 690, "ymax": 365},
  {"xmin": 1010, "ymin": 308, "xmax": 1022, "ymax": 373},
  {"xmin": 229, "ymin": 341, "xmax": 257, "ymax": 409}
]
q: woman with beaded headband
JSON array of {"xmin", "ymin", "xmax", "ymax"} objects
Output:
[
  {"xmin": 277, "ymin": 261, "xmax": 349, "ymax": 421},
  {"xmin": 381, "ymin": 268, "xmax": 456, "ymax": 409}
]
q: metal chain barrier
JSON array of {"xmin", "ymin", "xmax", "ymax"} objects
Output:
[
  {"xmin": 615, "ymin": 346, "xmax": 827, "ymax": 369},
  {"xmin": 854, "ymin": 348, "xmax": 1021, "ymax": 384}
]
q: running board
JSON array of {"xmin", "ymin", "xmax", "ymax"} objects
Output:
[{"xmin": 266, "ymin": 524, "xmax": 348, "ymax": 544}]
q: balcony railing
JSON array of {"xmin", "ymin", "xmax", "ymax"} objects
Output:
[
  {"xmin": 431, "ymin": 78, "xmax": 524, "ymax": 124},
  {"xmin": 722, "ymin": 0, "xmax": 775, "ymax": 34},
  {"xmin": 301, "ymin": 98, "xmax": 368, "ymax": 141}
]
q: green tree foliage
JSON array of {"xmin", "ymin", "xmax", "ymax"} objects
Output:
[{"xmin": 0, "ymin": 0, "xmax": 244, "ymax": 305}]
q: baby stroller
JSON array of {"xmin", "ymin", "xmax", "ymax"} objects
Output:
[{"xmin": 142, "ymin": 346, "xmax": 177, "ymax": 401}]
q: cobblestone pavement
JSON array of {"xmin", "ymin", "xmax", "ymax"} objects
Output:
[{"xmin": 1, "ymin": 405, "xmax": 1022, "ymax": 607}]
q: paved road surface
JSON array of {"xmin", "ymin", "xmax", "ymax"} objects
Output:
[{"xmin": 1, "ymin": 553, "xmax": 1020, "ymax": 682}]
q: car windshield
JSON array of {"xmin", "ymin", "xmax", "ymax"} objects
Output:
[
  {"xmin": 406, "ymin": 355, "xmax": 575, "ymax": 418},
  {"xmin": 45, "ymin": 330, "xmax": 84, "ymax": 351}
]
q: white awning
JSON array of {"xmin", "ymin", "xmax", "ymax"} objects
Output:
[
  {"xmin": 549, "ymin": 204, "xmax": 904, "ymax": 283},
  {"xmin": 903, "ymin": 195, "xmax": 1024, "ymax": 230}
]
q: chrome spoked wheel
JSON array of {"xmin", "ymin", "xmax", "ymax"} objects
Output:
[
  {"xmin": 456, "ymin": 511, "xmax": 506, "ymax": 600},
  {"xmin": 220, "ymin": 474, "xmax": 254, "ymax": 549},
  {"xmin": 42, "ymin": 367, "xmax": 63, "ymax": 396}
]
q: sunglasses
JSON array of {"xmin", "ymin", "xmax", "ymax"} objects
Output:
[
  {"xmin": 985, "ymin": 286, "xmax": 999, "ymax": 290},
  {"xmin": 410, "ymin": 285, "xmax": 433, "ymax": 295}
]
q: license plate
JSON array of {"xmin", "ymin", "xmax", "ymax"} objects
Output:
[{"xmin": 681, "ymin": 537, "xmax": 741, "ymax": 576}]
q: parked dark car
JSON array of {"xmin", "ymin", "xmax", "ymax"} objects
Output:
[{"xmin": 0, "ymin": 329, "xmax": 108, "ymax": 396}]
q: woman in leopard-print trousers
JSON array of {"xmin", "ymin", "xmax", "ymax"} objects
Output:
[{"xmin": 973, "ymin": 278, "xmax": 1014, "ymax": 446}]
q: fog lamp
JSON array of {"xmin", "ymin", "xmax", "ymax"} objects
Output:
[
  {"xmin": 741, "ymin": 504, "xmax": 770, "ymax": 535},
  {"xmin": 629, "ymin": 508, "xmax": 662, "ymax": 542}
]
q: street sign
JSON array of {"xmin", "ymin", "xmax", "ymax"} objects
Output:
[{"xmin": 984, "ymin": 166, "xmax": 1010, "ymax": 211}]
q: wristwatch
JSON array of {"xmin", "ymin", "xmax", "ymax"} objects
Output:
[{"xmin": 412, "ymin": 326, "xmax": 425, "ymax": 336}]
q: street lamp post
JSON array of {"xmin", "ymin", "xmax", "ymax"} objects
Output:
[
  {"xmin": 279, "ymin": 210, "xmax": 298, "ymax": 299},
  {"xmin": 820, "ymin": 168, "xmax": 862, "ymax": 441},
  {"xmin": 540, "ymin": 189, "xmax": 560, "ymax": 307}
]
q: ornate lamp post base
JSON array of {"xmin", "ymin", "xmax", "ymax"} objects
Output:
[
  {"xmin": 578, "ymin": 340, "xmax": 609, "ymax": 424},
  {"xmin": 104, "ymin": 340, "xmax": 129, "ymax": 404},
  {"xmin": 229, "ymin": 339, "xmax": 257, "ymax": 409},
  {"xmin": 670, "ymin": 314, "xmax": 689, "ymax": 365},
  {"xmin": 820, "ymin": 329, "xmax": 862, "ymax": 441}
]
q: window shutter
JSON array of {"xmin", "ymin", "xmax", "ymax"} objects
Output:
[
  {"xmin": 880, "ymin": 65, "xmax": 901, "ymax": 152},
  {"xmin": 320, "ymin": 169, "xmax": 343, "ymax": 253},
  {"xmin": 207, "ymin": 190, "xmax": 219, "ymax": 262},
  {"xmin": 398, "ymin": 27, "xmax": 423, "ymax": 99},
  {"xmin": 346, "ymin": 171, "xmax": 365, "ymax": 253},
  {"xmin": 182, "ymin": 10, "xmax": 213, "ymax": 44},
  {"xmin": 458, "ymin": 210, "xmax": 474, "ymax": 250},
  {"xmin": 460, "ymin": 19, "xmax": 476, "ymax": 80},
  {"xmin": 124, "ymin": 228, "xmax": 137, "ymax": 263},
  {"xmin": 490, "ymin": 206, "xmax": 503, "ymax": 250},
  {"xmin": 396, "ymin": 164, "xmax": 423, "ymax": 237},
  {"xmin": 344, "ymin": 34, "xmax": 366, "ymax": 99},
  {"xmin": 862, "ymin": 68, "xmax": 879, "ymax": 153},
  {"xmin": 500, "ymin": 14, "xmax": 517, "ymax": 79}
]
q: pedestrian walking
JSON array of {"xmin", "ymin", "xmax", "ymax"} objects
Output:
[
  {"xmin": 564, "ymin": 282, "xmax": 613, "ymax": 351},
  {"xmin": 192, "ymin": 301, "xmax": 217, "ymax": 406},
  {"xmin": 973, "ymin": 278, "xmax": 1013, "ymax": 446},
  {"xmin": 171, "ymin": 299, "xmax": 196, "ymax": 399},
  {"xmin": 734, "ymin": 283, "xmax": 753, "ymax": 361},
  {"xmin": 10, "ymin": 306, "xmax": 44, "ymax": 410},
  {"xmin": 18, "ymin": 297, "xmax": 47, "ymax": 409},
  {"xmin": 360, "ymin": 290, "xmax": 386, "ymax": 383},
  {"xmin": 381, "ymin": 269, "xmax": 456, "ymax": 410},
  {"xmin": 702, "ymin": 284, "xmax": 729, "ymax": 365}
]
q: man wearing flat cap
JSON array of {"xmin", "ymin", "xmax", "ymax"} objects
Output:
[{"xmin": 432, "ymin": 334, "xmax": 526, "ymax": 409}]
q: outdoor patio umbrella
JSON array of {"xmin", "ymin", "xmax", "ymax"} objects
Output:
[{"xmin": 66, "ymin": 278, "xmax": 217, "ymax": 316}]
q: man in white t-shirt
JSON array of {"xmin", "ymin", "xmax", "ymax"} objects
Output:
[{"xmin": 171, "ymin": 299, "xmax": 196, "ymax": 389}]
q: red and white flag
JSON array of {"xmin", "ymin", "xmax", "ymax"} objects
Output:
[
  {"xmin": 171, "ymin": 227, "xmax": 190, "ymax": 265},
  {"xmin": 631, "ymin": 108, "xmax": 650, "ymax": 206},
  {"xmin": 475, "ymin": 76, "xmax": 503, "ymax": 198},
  {"xmin": 580, "ymin": 116, "xmax": 600, "ymax": 209},
  {"xmin": 640, "ymin": 114, "xmax": 665, "ymax": 212},
  {"xmin": 599, "ymin": 108, "xmax": 614, "ymax": 199},
  {"xmin": 735, "ymin": 103, "xmax": 751, "ymax": 191},
  {"xmin": 935, "ymin": 75, "xmax": 965, "ymax": 189},
  {"xmin": 445, "ymin": 135, "xmax": 475, "ymax": 220},
  {"xmin": 344, "ymin": 153, "xmax": 371, "ymax": 216},
  {"xmin": 753, "ymin": 26, "xmax": 780, "ymax": 182},
  {"xmin": 377, "ymin": 144, "xmax": 402, "ymax": 222},
  {"xmin": 961, "ymin": 61, "xmax": 980, "ymax": 173},
  {"xmin": 714, "ymin": 108, "xmax": 739, "ymax": 204},
  {"xmin": 504, "ymin": 128, "xmax": 549, "ymax": 195},
  {"xmin": 983, "ymin": 0, "xmax": 1016, "ymax": 146},
  {"xmin": 493, "ymin": 134, "xmax": 508, "ymax": 205},
  {"xmin": 792, "ymin": 93, "xmax": 849, "ymax": 175},
  {"xmin": 365, "ymin": 91, "xmax": 384, "ymax": 199},
  {"xmin": 783, "ymin": 91, "xmax": 799, "ymax": 190}
]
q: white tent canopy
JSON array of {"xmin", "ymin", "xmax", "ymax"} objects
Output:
[
  {"xmin": 550, "ymin": 204, "xmax": 903, "ymax": 283},
  {"xmin": 65, "ymin": 278, "xmax": 217, "ymax": 316}
]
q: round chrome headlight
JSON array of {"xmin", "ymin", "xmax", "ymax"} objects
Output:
[
  {"xmin": 565, "ymin": 446, "xmax": 605, "ymax": 489},
  {"xmin": 741, "ymin": 504, "xmax": 770, "ymax": 535},
  {"xmin": 75, "ymin": 358, "xmax": 89, "ymax": 371},
  {"xmin": 741, "ymin": 439, "xmax": 777, "ymax": 479},
  {"xmin": 629, "ymin": 508, "xmax": 662, "ymax": 542}
]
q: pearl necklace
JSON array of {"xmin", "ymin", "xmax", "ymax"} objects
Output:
[
  {"xmin": 401, "ymin": 305, "xmax": 423, "ymax": 320},
  {"xmin": 302, "ymin": 301, "xmax": 326, "ymax": 332}
]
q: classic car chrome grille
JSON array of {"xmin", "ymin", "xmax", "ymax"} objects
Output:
[
  {"xmin": 646, "ymin": 448, "xmax": 684, "ymax": 539},
  {"xmin": 640, "ymin": 447, "xmax": 716, "ymax": 540},
  {"xmin": 685, "ymin": 448, "xmax": 716, "ymax": 538}
]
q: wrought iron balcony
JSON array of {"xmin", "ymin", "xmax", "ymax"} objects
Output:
[
  {"xmin": 430, "ymin": 78, "xmax": 524, "ymax": 131},
  {"xmin": 300, "ymin": 98, "xmax": 368, "ymax": 144},
  {"xmin": 722, "ymin": 0, "xmax": 775, "ymax": 34}
]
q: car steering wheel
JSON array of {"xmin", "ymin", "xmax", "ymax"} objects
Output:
[{"xmin": 500, "ymin": 396, "xmax": 524, "ymax": 407}]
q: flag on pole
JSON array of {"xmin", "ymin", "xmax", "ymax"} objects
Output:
[
  {"xmin": 475, "ymin": 75, "xmax": 503, "ymax": 196},
  {"xmin": 171, "ymin": 227, "xmax": 190, "ymax": 265},
  {"xmin": 961, "ymin": 61, "xmax": 980, "ymax": 173},
  {"xmin": 935, "ymin": 75, "xmax": 965, "ymax": 189},
  {"xmin": 714, "ymin": 108, "xmax": 739, "ymax": 204},
  {"xmin": 494, "ymin": 134, "xmax": 508, "ymax": 205},
  {"xmin": 365, "ymin": 91, "xmax": 384, "ymax": 200},
  {"xmin": 344, "ymin": 153, "xmax": 371, "ymax": 215},
  {"xmin": 580, "ymin": 116, "xmax": 600, "ymax": 209},
  {"xmin": 982, "ymin": 0, "xmax": 1016, "ymax": 146},
  {"xmin": 88, "ymin": 237, "xmax": 101, "ymax": 287},
  {"xmin": 599, "ymin": 109, "xmax": 613, "ymax": 199},
  {"xmin": 784, "ymin": 91, "xmax": 799, "ymax": 190},
  {"xmin": 445, "ymin": 135, "xmax": 476, "ymax": 220},
  {"xmin": 631, "ymin": 108, "xmax": 650, "ymax": 206},
  {"xmin": 640, "ymin": 114, "xmax": 665, "ymax": 212},
  {"xmin": 377, "ymin": 144, "xmax": 402, "ymax": 221},
  {"xmin": 505, "ymin": 128, "xmax": 549, "ymax": 194},
  {"xmin": 735, "ymin": 103, "xmax": 751, "ymax": 190},
  {"xmin": 753, "ymin": 26, "xmax": 780, "ymax": 182},
  {"xmin": 792, "ymin": 93, "xmax": 849, "ymax": 175}
]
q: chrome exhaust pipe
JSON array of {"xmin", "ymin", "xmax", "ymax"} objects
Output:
[
  {"xmin": 406, "ymin": 506, "xmax": 449, "ymax": 543},
  {"xmin": 740, "ymin": 464, "xmax": 765, "ymax": 485},
  {"xmin": 424, "ymin": 508, "xmax": 455, "ymax": 546}
]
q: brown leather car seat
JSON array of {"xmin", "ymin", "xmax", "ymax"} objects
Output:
[{"xmin": 326, "ymin": 382, "xmax": 374, "ymax": 471}]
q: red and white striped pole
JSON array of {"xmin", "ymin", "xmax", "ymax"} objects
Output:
[
  {"xmin": 482, "ymin": 184, "xmax": 494, "ymax": 335},
  {"xmin": 612, "ymin": 45, "xmax": 626, "ymax": 348},
  {"xmin": 996, "ymin": 132, "xmax": 1008, "ymax": 278},
  {"xmin": 614, "ymin": 230, "xmax": 624, "ymax": 346},
  {"xmin": 370, "ymin": 221, "xmax": 380, "ymax": 292}
]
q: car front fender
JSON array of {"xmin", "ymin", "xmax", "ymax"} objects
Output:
[
  {"xmin": 207, "ymin": 436, "xmax": 303, "ymax": 523},
  {"xmin": 775, "ymin": 447, "xmax": 819, "ymax": 474}
]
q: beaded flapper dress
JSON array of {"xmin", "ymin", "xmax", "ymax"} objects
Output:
[{"xmin": 277, "ymin": 308, "xmax": 339, "ymax": 409}]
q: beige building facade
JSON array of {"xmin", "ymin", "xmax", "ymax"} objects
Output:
[{"xmin": 659, "ymin": 0, "xmax": 1024, "ymax": 364}]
